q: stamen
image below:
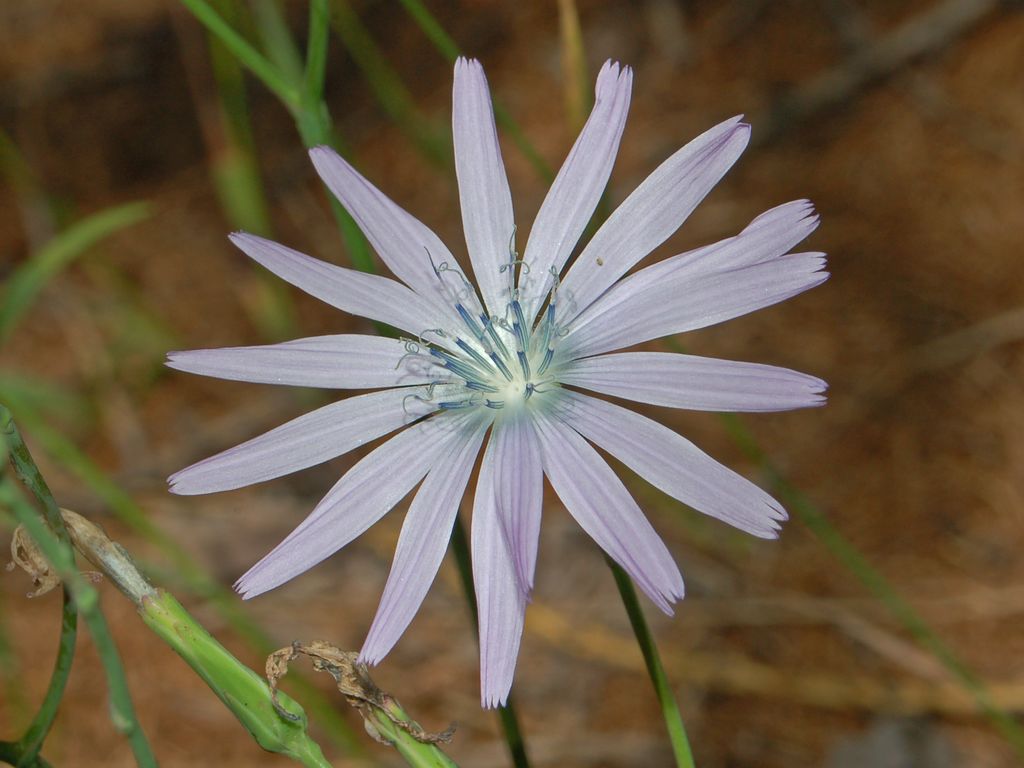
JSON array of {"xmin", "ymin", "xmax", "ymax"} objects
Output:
[
  {"xmin": 429, "ymin": 347, "xmax": 488, "ymax": 382},
  {"xmin": 517, "ymin": 350, "xmax": 531, "ymax": 379},
  {"xmin": 481, "ymin": 314, "xmax": 511, "ymax": 360},
  {"xmin": 439, "ymin": 399, "xmax": 477, "ymax": 410},
  {"xmin": 455, "ymin": 303, "xmax": 487, "ymax": 343},
  {"xmin": 510, "ymin": 300, "xmax": 530, "ymax": 352},
  {"xmin": 538, "ymin": 346, "xmax": 555, "ymax": 375},
  {"xmin": 455, "ymin": 338, "xmax": 498, "ymax": 374},
  {"xmin": 488, "ymin": 351, "xmax": 514, "ymax": 382}
]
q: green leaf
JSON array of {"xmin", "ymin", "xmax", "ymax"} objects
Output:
[{"xmin": 0, "ymin": 202, "xmax": 149, "ymax": 344}]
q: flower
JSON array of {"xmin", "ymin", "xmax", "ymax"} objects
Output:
[{"xmin": 168, "ymin": 58, "xmax": 827, "ymax": 707}]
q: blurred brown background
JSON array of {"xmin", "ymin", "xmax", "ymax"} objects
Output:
[{"xmin": 2, "ymin": 1, "xmax": 1023, "ymax": 766}]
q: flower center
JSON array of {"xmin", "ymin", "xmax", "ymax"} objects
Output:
[{"xmin": 399, "ymin": 260, "xmax": 565, "ymax": 419}]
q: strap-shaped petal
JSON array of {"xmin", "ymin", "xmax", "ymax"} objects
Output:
[
  {"xmin": 473, "ymin": 436, "xmax": 529, "ymax": 708},
  {"xmin": 361, "ymin": 414, "xmax": 488, "ymax": 664},
  {"xmin": 167, "ymin": 334, "xmax": 447, "ymax": 389},
  {"xmin": 489, "ymin": 418, "xmax": 543, "ymax": 593},
  {"xmin": 230, "ymin": 233, "xmax": 456, "ymax": 350},
  {"xmin": 235, "ymin": 410, "xmax": 475, "ymax": 599},
  {"xmin": 453, "ymin": 58, "xmax": 516, "ymax": 316},
  {"xmin": 518, "ymin": 61, "xmax": 633, "ymax": 323},
  {"xmin": 309, "ymin": 147, "xmax": 479, "ymax": 325},
  {"xmin": 565, "ymin": 252, "xmax": 828, "ymax": 359},
  {"xmin": 556, "ymin": 116, "xmax": 750, "ymax": 326},
  {"xmin": 561, "ymin": 352, "xmax": 826, "ymax": 412},
  {"xmin": 168, "ymin": 386, "xmax": 435, "ymax": 495},
  {"xmin": 534, "ymin": 412, "xmax": 683, "ymax": 613},
  {"xmin": 555, "ymin": 392, "xmax": 787, "ymax": 538}
]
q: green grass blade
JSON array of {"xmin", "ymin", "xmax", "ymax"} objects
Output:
[
  {"xmin": 0, "ymin": 203, "xmax": 149, "ymax": 345},
  {"xmin": 180, "ymin": 0, "xmax": 301, "ymax": 111},
  {"xmin": 330, "ymin": 0, "xmax": 450, "ymax": 166},
  {"xmin": 398, "ymin": 0, "xmax": 553, "ymax": 181}
]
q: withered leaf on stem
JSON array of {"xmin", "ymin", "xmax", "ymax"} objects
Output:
[{"xmin": 266, "ymin": 640, "xmax": 455, "ymax": 747}]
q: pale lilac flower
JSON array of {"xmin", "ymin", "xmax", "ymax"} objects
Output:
[{"xmin": 168, "ymin": 58, "xmax": 827, "ymax": 707}]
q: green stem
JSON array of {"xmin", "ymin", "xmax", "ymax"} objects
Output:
[
  {"xmin": 397, "ymin": 0, "xmax": 553, "ymax": 182},
  {"xmin": 179, "ymin": 0, "xmax": 300, "ymax": 110},
  {"xmin": 2, "ymin": 404, "xmax": 79, "ymax": 767},
  {"xmin": 608, "ymin": 561, "xmax": 695, "ymax": 767},
  {"xmin": 330, "ymin": 0, "xmax": 450, "ymax": 166},
  {"xmin": 0, "ymin": 479, "xmax": 157, "ymax": 767},
  {"xmin": 0, "ymin": 741, "xmax": 52, "ymax": 768},
  {"xmin": 449, "ymin": 518, "xmax": 531, "ymax": 768},
  {"xmin": 0, "ymin": 392, "xmax": 365, "ymax": 757},
  {"xmin": 141, "ymin": 593, "xmax": 331, "ymax": 768},
  {"xmin": 609, "ymin": 561, "xmax": 695, "ymax": 767},
  {"xmin": 302, "ymin": 0, "xmax": 331, "ymax": 109},
  {"xmin": 718, "ymin": 412, "xmax": 1024, "ymax": 758},
  {"xmin": 12, "ymin": 592, "xmax": 77, "ymax": 767}
]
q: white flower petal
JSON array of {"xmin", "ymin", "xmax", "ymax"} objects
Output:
[
  {"xmin": 565, "ymin": 201, "xmax": 820, "ymax": 354},
  {"xmin": 565, "ymin": 252, "xmax": 828, "ymax": 359},
  {"xmin": 360, "ymin": 415, "xmax": 488, "ymax": 664},
  {"xmin": 235, "ymin": 410, "xmax": 475, "ymax": 599},
  {"xmin": 229, "ymin": 233, "xmax": 455, "ymax": 348},
  {"xmin": 309, "ymin": 147, "xmax": 478, "ymax": 324},
  {"xmin": 556, "ymin": 117, "xmax": 751, "ymax": 326},
  {"xmin": 561, "ymin": 352, "xmax": 827, "ymax": 412},
  {"xmin": 533, "ymin": 412, "xmax": 683, "ymax": 613},
  {"xmin": 453, "ymin": 58, "xmax": 516, "ymax": 317},
  {"xmin": 490, "ymin": 418, "xmax": 543, "ymax": 593},
  {"xmin": 473, "ymin": 437, "xmax": 528, "ymax": 708},
  {"xmin": 167, "ymin": 335, "xmax": 446, "ymax": 389},
  {"xmin": 518, "ymin": 61, "xmax": 633, "ymax": 323},
  {"xmin": 555, "ymin": 392, "xmax": 786, "ymax": 538},
  {"xmin": 168, "ymin": 387, "xmax": 435, "ymax": 495}
]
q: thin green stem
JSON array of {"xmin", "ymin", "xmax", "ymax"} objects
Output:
[
  {"xmin": 303, "ymin": 0, "xmax": 331, "ymax": 109},
  {"xmin": 0, "ymin": 391, "xmax": 365, "ymax": 757},
  {"xmin": 330, "ymin": 0, "xmax": 450, "ymax": 166},
  {"xmin": 2, "ymin": 405, "xmax": 79, "ymax": 767},
  {"xmin": 386, "ymin": 10, "xmax": 1024, "ymax": 747},
  {"xmin": 0, "ymin": 478, "xmax": 157, "ymax": 767},
  {"xmin": 608, "ymin": 560, "xmax": 695, "ymax": 768},
  {"xmin": 718, "ymin": 412, "xmax": 1024, "ymax": 758},
  {"xmin": 398, "ymin": 0, "xmax": 553, "ymax": 182},
  {"xmin": 250, "ymin": 0, "xmax": 305, "ymax": 85},
  {"xmin": 13, "ymin": 592, "xmax": 77, "ymax": 767},
  {"xmin": 449, "ymin": 517, "xmax": 531, "ymax": 768},
  {"xmin": 0, "ymin": 741, "xmax": 52, "ymax": 768},
  {"xmin": 180, "ymin": 0, "xmax": 300, "ymax": 110}
]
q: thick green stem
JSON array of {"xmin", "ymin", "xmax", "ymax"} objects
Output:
[
  {"xmin": 608, "ymin": 560, "xmax": 695, "ymax": 768},
  {"xmin": 141, "ymin": 593, "xmax": 331, "ymax": 768},
  {"xmin": 449, "ymin": 518, "xmax": 531, "ymax": 768}
]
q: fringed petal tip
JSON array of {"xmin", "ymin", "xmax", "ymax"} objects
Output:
[
  {"xmin": 233, "ymin": 566, "xmax": 273, "ymax": 601},
  {"xmin": 454, "ymin": 55, "xmax": 482, "ymax": 72},
  {"xmin": 307, "ymin": 144, "xmax": 334, "ymax": 161},
  {"xmin": 597, "ymin": 58, "xmax": 627, "ymax": 82},
  {"xmin": 166, "ymin": 471, "xmax": 199, "ymax": 496},
  {"xmin": 480, "ymin": 687, "xmax": 512, "ymax": 710}
]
